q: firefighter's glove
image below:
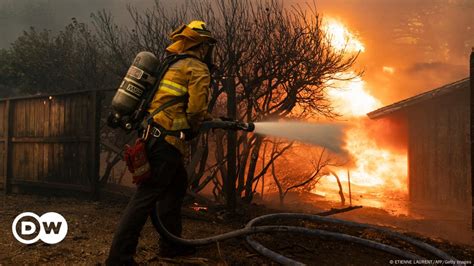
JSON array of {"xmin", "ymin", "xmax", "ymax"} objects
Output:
[{"xmin": 182, "ymin": 128, "xmax": 199, "ymax": 141}]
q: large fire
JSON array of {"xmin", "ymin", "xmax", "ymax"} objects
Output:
[
  {"xmin": 323, "ymin": 18, "xmax": 365, "ymax": 53},
  {"xmin": 311, "ymin": 18, "xmax": 408, "ymax": 211},
  {"xmin": 326, "ymin": 73, "xmax": 380, "ymax": 116}
]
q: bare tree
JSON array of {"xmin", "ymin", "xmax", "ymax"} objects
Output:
[{"xmin": 201, "ymin": 0, "xmax": 357, "ymax": 205}]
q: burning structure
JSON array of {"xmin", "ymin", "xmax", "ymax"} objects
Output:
[{"xmin": 367, "ymin": 50, "xmax": 474, "ymax": 240}]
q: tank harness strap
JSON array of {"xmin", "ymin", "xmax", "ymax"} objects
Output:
[
  {"xmin": 145, "ymin": 95, "xmax": 188, "ymax": 125},
  {"xmin": 142, "ymin": 95, "xmax": 188, "ymax": 143},
  {"xmin": 142, "ymin": 53, "xmax": 199, "ymax": 107}
]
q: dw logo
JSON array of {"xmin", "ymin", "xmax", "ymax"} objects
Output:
[{"xmin": 12, "ymin": 212, "xmax": 68, "ymax": 244}]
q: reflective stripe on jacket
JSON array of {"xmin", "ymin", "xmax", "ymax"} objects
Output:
[{"xmin": 147, "ymin": 50, "xmax": 212, "ymax": 154}]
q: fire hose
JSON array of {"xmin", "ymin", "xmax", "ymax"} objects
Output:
[{"xmin": 150, "ymin": 207, "xmax": 459, "ymax": 265}]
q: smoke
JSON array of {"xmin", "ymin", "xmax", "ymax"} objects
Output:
[
  {"xmin": 302, "ymin": 0, "xmax": 474, "ymax": 104},
  {"xmin": 0, "ymin": 0, "xmax": 183, "ymax": 48},
  {"xmin": 407, "ymin": 62, "xmax": 461, "ymax": 73},
  {"xmin": 253, "ymin": 121, "xmax": 347, "ymax": 154},
  {"xmin": 362, "ymin": 118, "xmax": 408, "ymax": 154}
]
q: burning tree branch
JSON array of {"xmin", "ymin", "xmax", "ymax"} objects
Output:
[
  {"xmin": 270, "ymin": 146, "xmax": 333, "ymax": 206},
  {"xmin": 329, "ymin": 171, "xmax": 346, "ymax": 206},
  {"xmin": 284, "ymin": 148, "xmax": 328, "ymax": 194}
]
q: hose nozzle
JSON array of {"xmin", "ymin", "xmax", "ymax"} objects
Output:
[
  {"xmin": 236, "ymin": 121, "xmax": 255, "ymax": 132},
  {"xmin": 200, "ymin": 120, "xmax": 255, "ymax": 132}
]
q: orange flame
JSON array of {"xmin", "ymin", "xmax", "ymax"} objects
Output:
[
  {"xmin": 323, "ymin": 18, "xmax": 365, "ymax": 53},
  {"xmin": 313, "ymin": 18, "xmax": 408, "ymax": 212},
  {"xmin": 326, "ymin": 72, "xmax": 381, "ymax": 116}
]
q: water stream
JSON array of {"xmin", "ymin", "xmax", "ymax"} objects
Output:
[{"xmin": 253, "ymin": 121, "xmax": 346, "ymax": 154}]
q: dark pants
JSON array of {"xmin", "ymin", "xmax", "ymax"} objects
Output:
[{"xmin": 106, "ymin": 140, "xmax": 187, "ymax": 265}]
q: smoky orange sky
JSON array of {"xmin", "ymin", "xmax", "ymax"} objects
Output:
[
  {"xmin": 1, "ymin": 0, "xmax": 473, "ymax": 105},
  {"xmin": 304, "ymin": 0, "xmax": 474, "ymax": 105}
]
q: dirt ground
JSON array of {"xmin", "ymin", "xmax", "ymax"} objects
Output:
[{"xmin": 0, "ymin": 194, "xmax": 472, "ymax": 265}]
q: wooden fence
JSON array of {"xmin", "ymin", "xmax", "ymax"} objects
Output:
[{"xmin": 0, "ymin": 90, "xmax": 101, "ymax": 195}]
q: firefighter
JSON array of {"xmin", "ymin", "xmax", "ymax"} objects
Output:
[{"xmin": 106, "ymin": 20, "xmax": 216, "ymax": 264}]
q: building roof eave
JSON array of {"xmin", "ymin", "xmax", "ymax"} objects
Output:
[{"xmin": 367, "ymin": 78, "xmax": 470, "ymax": 119}]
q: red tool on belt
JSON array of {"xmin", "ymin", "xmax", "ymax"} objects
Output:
[{"xmin": 124, "ymin": 138, "xmax": 151, "ymax": 185}]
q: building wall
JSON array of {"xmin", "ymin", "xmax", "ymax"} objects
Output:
[{"xmin": 407, "ymin": 86, "xmax": 471, "ymax": 210}]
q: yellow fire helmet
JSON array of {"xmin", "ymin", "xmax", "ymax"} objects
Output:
[{"xmin": 166, "ymin": 20, "xmax": 216, "ymax": 54}]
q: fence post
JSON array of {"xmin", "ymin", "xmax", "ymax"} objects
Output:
[{"xmin": 3, "ymin": 100, "xmax": 12, "ymax": 194}]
